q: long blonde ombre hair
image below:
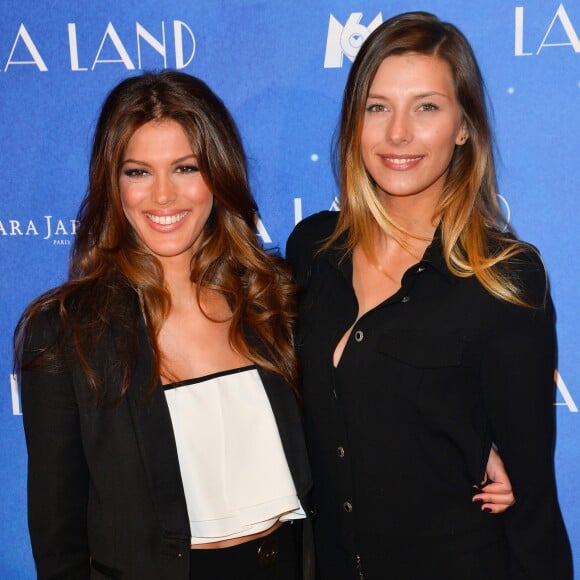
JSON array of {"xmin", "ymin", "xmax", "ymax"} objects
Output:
[{"xmin": 327, "ymin": 11, "xmax": 539, "ymax": 307}]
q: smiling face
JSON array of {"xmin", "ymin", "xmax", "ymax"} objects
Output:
[
  {"xmin": 119, "ymin": 119, "xmax": 213, "ymax": 270},
  {"xmin": 360, "ymin": 53, "xmax": 467, "ymax": 209}
]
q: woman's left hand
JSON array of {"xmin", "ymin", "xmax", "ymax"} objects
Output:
[{"xmin": 472, "ymin": 447, "xmax": 515, "ymax": 513}]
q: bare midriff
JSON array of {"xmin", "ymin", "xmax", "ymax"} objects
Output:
[{"xmin": 189, "ymin": 519, "xmax": 283, "ymax": 550}]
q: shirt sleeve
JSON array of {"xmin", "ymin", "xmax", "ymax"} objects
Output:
[
  {"xmin": 21, "ymin": 310, "xmax": 91, "ymax": 579},
  {"xmin": 480, "ymin": 252, "xmax": 572, "ymax": 579}
]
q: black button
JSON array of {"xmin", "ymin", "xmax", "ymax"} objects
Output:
[
  {"xmin": 343, "ymin": 501, "xmax": 353, "ymax": 512},
  {"xmin": 258, "ymin": 536, "xmax": 279, "ymax": 568},
  {"xmin": 354, "ymin": 330, "xmax": 364, "ymax": 342},
  {"xmin": 337, "ymin": 446, "xmax": 345, "ymax": 458}
]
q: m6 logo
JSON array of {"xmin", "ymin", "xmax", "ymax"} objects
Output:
[{"xmin": 324, "ymin": 12, "xmax": 383, "ymax": 68}]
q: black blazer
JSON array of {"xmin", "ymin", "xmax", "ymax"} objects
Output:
[{"xmin": 21, "ymin": 290, "xmax": 313, "ymax": 580}]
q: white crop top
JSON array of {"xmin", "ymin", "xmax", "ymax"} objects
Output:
[{"xmin": 164, "ymin": 366, "xmax": 305, "ymax": 545}]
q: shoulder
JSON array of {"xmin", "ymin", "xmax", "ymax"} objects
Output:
[
  {"xmin": 24, "ymin": 306, "xmax": 60, "ymax": 348},
  {"xmin": 516, "ymin": 250, "xmax": 550, "ymax": 310},
  {"xmin": 14, "ymin": 298, "xmax": 68, "ymax": 374},
  {"xmin": 21, "ymin": 281, "xmax": 140, "ymax": 355},
  {"xmin": 285, "ymin": 211, "xmax": 339, "ymax": 283},
  {"xmin": 496, "ymin": 236, "xmax": 550, "ymax": 308},
  {"xmin": 504, "ymin": 239, "xmax": 549, "ymax": 305},
  {"xmin": 286, "ymin": 210, "xmax": 339, "ymax": 253}
]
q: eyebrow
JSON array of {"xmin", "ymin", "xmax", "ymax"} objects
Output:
[
  {"xmin": 367, "ymin": 91, "xmax": 451, "ymax": 100},
  {"xmin": 121, "ymin": 153, "xmax": 197, "ymax": 166}
]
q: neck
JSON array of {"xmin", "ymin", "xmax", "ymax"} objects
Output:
[
  {"xmin": 364, "ymin": 195, "xmax": 439, "ymax": 268},
  {"xmin": 160, "ymin": 256, "xmax": 197, "ymax": 310},
  {"xmin": 161, "ymin": 256, "xmax": 229, "ymax": 320},
  {"xmin": 372, "ymin": 225, "xmax": 429, "ymax": 264},
  {"xmin": 380, "ymin": 190, "xmax": 440, "ymax": 241}
]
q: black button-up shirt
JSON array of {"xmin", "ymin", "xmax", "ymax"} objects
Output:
[{"xmin": 286, "ymin": 211, "xmax": 572, "ymax": 580}]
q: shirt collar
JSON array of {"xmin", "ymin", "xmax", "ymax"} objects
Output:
[
  {"xmin": 323, "ymin": 231, "xmax": 351, "ymax": 279},
  {"xmin": 324, "ymin": 225, "xmax": 457, "ymax": 284},
  {"xmin": 421, "ymin": 230, "xmax": 457, "ymax": 283}
]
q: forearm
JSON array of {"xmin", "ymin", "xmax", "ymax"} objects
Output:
[{"xmin": 481, "ymin": 303, "xmax": 572, "ymax": 578}]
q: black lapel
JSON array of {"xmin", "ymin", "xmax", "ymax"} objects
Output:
[
  {"xmin": 249, "ymin": 333, "xmax": 313, "ymax": 500},
  {"xmin": 125, "ymin": 314, "xmax": 190, "ymax": 539}
]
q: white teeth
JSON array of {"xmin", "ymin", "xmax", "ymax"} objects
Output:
[
  {"xmin": 386, "ymin": 157, "xmax": 420, "ymax": 164},
  {"xmin": 146, "ymin": 211, "xmax": 188, "ymax": 225}
]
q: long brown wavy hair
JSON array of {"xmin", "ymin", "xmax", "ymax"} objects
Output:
[
  {"xmin": 15, "ymin": 71, "xmax": 297, "ymax": 398},
  {"xmin": 326, "ymin": 11, "xmax": 541, "ymax": 306}
]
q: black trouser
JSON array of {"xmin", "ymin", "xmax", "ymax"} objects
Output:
[{"xmin": 189, "ymin": 522, "xmax": 301, "ymax": 579}]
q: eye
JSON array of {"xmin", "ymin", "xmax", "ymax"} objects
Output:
[
  {"xmin": 122, "ymin": 168, "xmax": 149, "ymax": 178},
  {"xmin": 418, "ymin": 102, "xmax": 439, "ymax": 112},
  {"xmin": 366, "ymin": 103, "xmax": 387, "ymax": 113},
  {"xmin": 175, "ymin": 164, "xmax": 199, "ymax": 174}
]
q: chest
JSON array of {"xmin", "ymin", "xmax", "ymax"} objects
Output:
[
  {"xmin": 303, "ymin": 257, "xmax": 494, "ymax": 350},
  {"xmin": 158, "ymin": 301, "xmax": 249, "ymax": 383},
  {"xmin": 297, "ymin": 258, "xmax": 499, "ymax": 426}
]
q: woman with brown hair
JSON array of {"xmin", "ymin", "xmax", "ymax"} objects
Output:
[
  {"xmin": 16, "ymin": 71, "xmax": 312, "ymax": 580},
  {"xmin": 287, "ymin": 11, "xmax": 572, "ymax": 580}
]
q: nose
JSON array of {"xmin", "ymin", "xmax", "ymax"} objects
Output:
[
  {"xmin": 152, "ymin": 173, "xmax": 177, "ymax": 205},
  {"xmin": 387, "ymin": 110, "xmax": 412, "ymax": 145}
]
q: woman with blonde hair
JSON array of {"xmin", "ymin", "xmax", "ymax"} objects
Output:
[
  {"xmin": 287, "ymin": 11, "xmax": 572, "ymax": 579},
  {"xmin": 17, "ymin": 71, "xmax": 312, "ymax": 580}
]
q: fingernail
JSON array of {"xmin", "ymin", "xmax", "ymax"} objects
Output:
[
  {"xmin": 472, "ymin": 498, "xmax": 483, "ymax": 504},
  {"xmin": 483, "ymin": 507, "xmax": 492, "ymax": 513}
]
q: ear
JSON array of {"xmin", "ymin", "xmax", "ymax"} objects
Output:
[{"xmin": 455, "ymin": 122, "xmax": 469, "ymax": 146}]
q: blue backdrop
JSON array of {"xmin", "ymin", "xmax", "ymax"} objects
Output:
[{"xmin": 1, "ymin": 1, "xmax": 578, "ymax": 576}]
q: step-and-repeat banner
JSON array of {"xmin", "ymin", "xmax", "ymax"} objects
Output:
[{"xmin": 1, "ymin": 1, "xmax": 578, "ymax": 576}]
